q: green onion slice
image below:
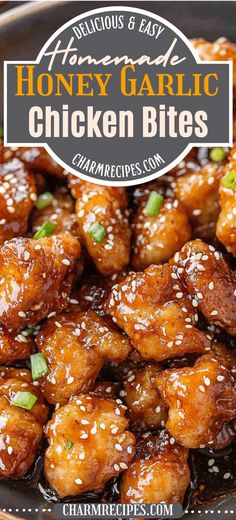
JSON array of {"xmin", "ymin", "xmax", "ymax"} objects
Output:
[
  {"xmin": 65, "ymin": 439, "xmax": 74, "ymax": 450},
  {"xmin": 0, "ymin": 127, "xmax": 3, "ymax": 138},
  {"xmin": 144, "ymin": 191, "xmax": 164, "ymax": 217},
  {"xmin": 88, "ymin": 222, "xmax": 106, "ymax": 243},
  {"xmin": 33, "ymin": 221, "xmax": 55, "ymax": 239},
  {"xmin": 11, "ymin": 391, "xmax": 37, "ymax": 410},
  {"xmin": 36, "ymin": 192, "xmax": 54, "ymax": 210},
  {"xmin": 222, "ymin": 171, "xmax": 236, "ymax": 190},
  {"xmin": 210, "ymin": 147, "xmax": 226, "ymax": 162},
  {"xmin": 30, "ymin": 353, "xmax": 49, "ymax": 380}
]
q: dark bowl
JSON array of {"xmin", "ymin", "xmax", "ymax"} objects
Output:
[{"xmin": 0, "ymin": 1, "xmax": 236, "ymax": 519}]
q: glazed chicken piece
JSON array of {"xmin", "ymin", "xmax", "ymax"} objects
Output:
[
  {"xmin": 171, "ymin": 239, "xmax": 236, "ymax": 335},
  {"xmin": 216, "ymin": 146, "xmax": 236, "ymax": 256},
  {"xmin": 132, "ymin": 197, "xmax": 191, "ymax": 269},
  {"xmin": 175, "ymin": 162, "xmax": 224, "ymax": 240},
  {"xmin": 0, "ymin": 327, "xmax": 32, "ymax": 364},
  {"xmin": 44, "ymin": 394, "xmax": 136, "ymax": 498},
  {"xmin": 0, "ymin": 368, "xmax": 48, "ymax": 478},
  {"xmin": 31, "ymin": 187, "xmax": 79, "ymax": 237},
  {"xmin": 120, "ymin": 431, "xmax": 190, "ymax": 504},
  {"xmin": 106, "ymin": 264, "xmax": 211, "ymax": 361},
  {"xmin": 0, "ymin": 232, "xmax": 81, "ymax": 330},
  {"xmin": 155, "ymin": 354, "xmax": 236, "ymax": 449},
  {"xmin": 191, "ymin": 38, "xmax": 236, "ymax": 89},
  {"xmin": 0, "ymin": 158, "xmax": 36, "ymax": 244},
  {"xmin": 36, "ymin": 310, "xmax": 131, "ymax": 405},
  {"xmin": 14, "ymin": 146, "xmax": 67, "ymax": 179},
  {"xmin": 69, "ymin": 177, "xmax": 131, "ymax": 274},
  {"xmin": 123, "ymin": 364, "xmax": 168, "ymax": 431}
]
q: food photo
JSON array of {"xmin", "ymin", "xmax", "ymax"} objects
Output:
[{"xmin": 0, "ymin": 1, "xmax": 236, "ymax": 519}]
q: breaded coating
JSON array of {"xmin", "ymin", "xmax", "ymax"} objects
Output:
[
  {"xmin": 0, "ymin": 233, "xmax": 81, "ymax": 330},
  {"xmin": 31, "ymin": 187, "xmax": 79, "ymax": 237},
  {"xmin": 0, "ymin": 158, "xmax": 36, "ymax": 244},
  {"xmin": 132, "ymin": 198, "xmax": 191, "ymax": 269},
  {"xmin": 172, "ymin": 239, "xmax": 236, "ymax": 335},
  {"xmin": 175, "ymin": 162, "xmax": 223, "ymax": 240},
  {"xmin": 155, "ymin": 354, "xmax": 236, "ymax": 448},
  {"xmin": 216, "ymin": 146, "xmax": 236, "ymax": 255},
  {"xmin": 14, "ymin": 147, "xmax": 66, "ymax": 179},
  {"xmin": 120, "ymin": 431, "xmax": 190, "ymax": 504},
  {"xmin": 0, "ymin": 327, "xmax": 32, "ymax": 364},
  {"xmin": 106, "ymin": 264, "xmax": 211, "ymax": 361},
  {"xmin": 44, "ymin": 394, "xmax": 136, "ymax": 498},
  {"xmin": 191, "ymin": 38, "xmax": 236, "ymax": 88},
  {"xmin": 69, "ymin": 177, "xmax": 131, "ymax": 274},
  {"xmin": 36, "ymin": 310, "xmax": 131, "ymax": 405},
  {"xmin": 0, "ymin": 369, "xmax": 48, "ymax": 478},
  {"xmin": 123, "ymin": 364, "xmax": 168, "ymax": 431}
]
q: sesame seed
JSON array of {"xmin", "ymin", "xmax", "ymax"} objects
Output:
[
  {"xmin": 127, "ymin": 447, "xmax": 133, "ymax": 454},
  {"xmin": 155, "ymin": 406, "xmax": 161, "ymax": 414},
  {"xmin": 217, "ymin": 375, "xmax": 224, "ymax": 382},
  {"xmin": 79, "ymin": 453, "xmax": 85, "ymax": 460},
  {"xmin": 67, "ymin": 377, "xmax": 74, "ymax": 384},
  {"xmin": 114, "ymin": 464, "xmax": 120, "ymax": 472},
  {"xmin": 7, "ymin": 446, "xmax": 13, "ymax": 455},
  {"xmin": 75, "ymin": 478, "xmax": 83, "ymax": 485},
  {"xmin": 115, "ymin": 444, "xmax": 123, "ymax": 451},
  {"xmin": 169, "ymin": 437, "xmax": 175, "ymax": 445},
  {"xmin": 223, "ymin": 472, "xmax": 231, "ymax": 480},
  {"xmin": 210, "ymin": 310, "xmax": 218, "ymax": 316},
  {"xmin": 208, "ymin": 282, "xmax": 214, "ymax": 290},
  {"xmin": 62, "ymin": 258, "xmax": 70, "ymax": 266},
  {"xmin": 208, "ymin": 459, "xmax": 215, "ymax": 467},
  {"xmin": 18, "ymin": 311, "xmax": 26, "ymax": 318}
]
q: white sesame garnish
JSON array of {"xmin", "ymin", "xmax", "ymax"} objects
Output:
[
  {"xmin": 223, "ymin": 472, "xmax": 231, "ymax": 479},
  {"xmin": 217, "ymin": 375, "xmax": 224, "ymax": 382},
  {"xmin": 75, "ymin": 478, "xmax": 83, "ymax": 485},
  {"xmin": 62, "ymin": 258, "xmax": 70, "ymax": 266},
  {"xmin": 79, "ymin": 453, "xmax": 85, "ymax": 460},
  {"xmin": 114, "ymin": 464, "xmax": 120, "ymax": 472},
  {"xmin": 208, "ymin": 282, "xmax": 214, "ymax": 290}
]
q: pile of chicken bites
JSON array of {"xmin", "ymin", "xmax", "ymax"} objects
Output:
[{"xmin": 0, "ymin": 38, "xmax": 236, "ymax": 506}]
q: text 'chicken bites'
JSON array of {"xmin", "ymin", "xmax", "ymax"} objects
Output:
[
  {"xmin": 120, "ymin": 431, "xmax": 190, "ymax": 504},
  {"xmin": 156, "ymin": 354, "xmax": 236, "ymax": 449},
  {"xmin": 36, "ymin": 310, "xmax": 131, "ymax": 405},
  {"xmin": 44, "ymin": 394, "xmax": 136, "ymax": 498},
  {"xmin": 0, "ymin": 232, "xmax": 81, "ymax": 330},
  {"xmin": 69, "ymin": 176, "xmax": 131, "ymax": 274},
  {"xmin": 172, "ymin": 239, "xmax": 236, "ymax": 335},
  {"xmin": 106, "ymin": 263, "xmax": 211, "ymax": 361},
  {"xmin": 0, "ymin": 158, "xmax": 36, "ymax": 244},
  {"xmin": 0, "ymin": 368, "xmax": 48, "ymax": 478}
]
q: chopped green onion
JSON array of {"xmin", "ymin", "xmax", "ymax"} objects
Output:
[
  {"xmin": 11, "ymin": 391, "xmax": 37, "ymax": 410},
  {"xmin": 30, "ymin": 353, "xmax": 49, "ymax": 380},
  {"xmin": 210, "ymin": 147, "xmax": 226, "ymax": 162},
  {"xmin": 88, "ymin": 222, "xmax": 106, "ymax": 243},
  {"xmin": 36, "ymin": 192, "xmax": 54, "ymax": 210},
  {"xmin": 222, "ymin": 171, "xmax": 236, "ymax": 190},
  {"xmin": 65, "ymin": 439, "xmax": 74, "ymax": 450},
  {"xmin": 0, "ymin": 127, "xmax": 3, "ymax": 138},
  {"xmin": 33, "ymin": 221, "xmax": 55, "ymax": 239},
  {"xmin": 144, "ymin": 191, "xmax": 164, "ymax": 217}
]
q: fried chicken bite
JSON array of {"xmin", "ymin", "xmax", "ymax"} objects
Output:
[
  {"xmin": 0, "ymin": 232, "xmax": 81, "ymax": 330},
  {"xmin": 123, "ymin": 364, "xmax": 168, "ymax": 431},
  {"xmin": 132, "ymin": 198, "xmax": 191, "ymax": 270},
  {"xmin": 191, "ymin": 38, "xmax": 236, "ymax": 89},
  {"xmin": 0, "ymin": 368, "xmax": 48, "ymax": 478},
  {"xmin": 172, "ymin": 239, "xmax": 236, "ymax": 335},
  {"xmin": 14, "ymin": 147, "xmax": 67, "ymax": 179},
  {"xmin": 106, "ymin": 264, "xmax": 211, "ymax": 361},
  {"xmin": 44, "ymin": 394, "xmax": 136, "ymax": 498},
  {"xmin": 0, "ymin": 327, "xmax": 32, "ymax": 364},
  {"xmin": 155, "ymin": 354, "xmax": 236, "ymax": 449},
  {"xmin": 0, "ymin": 158, "xmax": 36, "ymax": 244},
  {"xmin": 120, "ymin": 431, "xmax": 190, "ymax": 504},
  {"xmin": 36, "ymin": 310, "xmax": 131, "ymax": 405},
  {"xmin": 174, "ymin": 162, "xmax": 224, "ymax": 240},
  {"xmin": 68, "ymin": 177, "xmax": 131, "ymax": 275},
  {"xmin": 216, "ymin": 146, "xmax": 236, "ymax": 256},
  {"xmin": 31, "ymin": 187, "xmax": 79, "ymax": 237}
]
